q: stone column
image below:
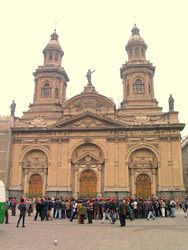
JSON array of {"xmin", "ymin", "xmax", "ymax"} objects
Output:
[
  {"xmin": 74, "ymin": 165, "xmax": 79, "ymax": 198},
  {"xmin": 97, "ymin": 165, "xmax": 102, "ymax": 197},
  {"xmin": 152, "ymin": 169, "xmax": 157, "ymax": 196},
  {"xmin": 43, "ymin": 169, "xmax": 47, "ymax": 195},
  {"xmin": 130, "ymin": 169, "xmax": 135, "ymax": 196},
  {"xmin": 23, "ymin": 169, "xmax": 29, "ymax": 195}
]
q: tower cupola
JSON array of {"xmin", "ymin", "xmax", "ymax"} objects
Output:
[
  {"xmin": 43, "ymin": 30, "xmax": 64, "ymax": 66},
  {"xmin": 125, "ymin": 24, "xmax": 147, "ymax": 63}
]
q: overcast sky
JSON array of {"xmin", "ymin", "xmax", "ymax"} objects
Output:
[{"xmin": 0, "ymin": 0, "xmax": 188, "ymax": 137}]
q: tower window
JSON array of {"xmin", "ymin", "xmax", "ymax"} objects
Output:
[
  {"xmin": 55, "ymin": 53, "xmax": 58, "ymax": 61},
  {"xmin": 41, "ymin": 83, "xmax": 51, "ymax": 97},
  {"xmin": 133, "ymin": 79, "xmax": 145, "ymax": 93},
  {"xmin": 142, "ymin": 49, "xmax": 144, "ymax": 57},
  {"xmin": 55, "ymin": 88, "xmax": 59, "ymax": 98},
  {"xmin": 49, "ymin": 53, "xmax": 52, "ymax": 60},
  {"xmin": 135, "ymin": 48, "xmax": 139, "ymax": 57},
  {"xmin": 148, "ymin": 84, "xmax": 151, "ymax": 93},
  {"xmin": 130, "ymin": 49, "xmax": 133, "ymax": 59},
  {"xmin": 127, "ymin": 84, "xmax": 130, "ymax": 95}
]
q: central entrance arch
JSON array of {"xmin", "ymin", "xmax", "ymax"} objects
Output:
[
  {"xmin": 71, "ymin": 143, "xmax": 104, "ymax": 198},
  {"xmin": 29, "ymin": 174, "xmax": 43, "ymax": 196},
  {"xmin": 80, "ymin": 170, "xmax": 97, "ymax": 197},
  {"xmin": 136, "ymin": 174, "xmax": 151, "ymax": 198}
]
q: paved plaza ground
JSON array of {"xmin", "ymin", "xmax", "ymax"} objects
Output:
[{"xmin": 0, "ymin": 210, "xmax": 188, "ymax": 250}]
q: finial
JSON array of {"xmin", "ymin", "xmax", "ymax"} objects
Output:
[
  {"xmin": 54, "ymin": 21, "xmax": 57, "ymax": 32},
  {"xmin": 133, "ymin": 16, "xmax": 137, "ymax": 27}
]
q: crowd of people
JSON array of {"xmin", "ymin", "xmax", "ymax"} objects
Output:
[{"xmin": 4, "ymin": 196, "xmax": 188, "ymax": 227}]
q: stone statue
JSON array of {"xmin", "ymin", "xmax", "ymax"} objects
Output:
[
  {"xmin": 168, "ymin": 94, "xmax": 174, "ymax": 111},
  {"xmin": 85, "ymin": 69, "xmax": 95, "ymax": 85},
  {"xmin": 9, "ymin": 100, "xmax": 16, "ymax": 116}
]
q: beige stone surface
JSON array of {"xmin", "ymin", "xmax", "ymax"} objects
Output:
[{"xmin": 8, "ymin": 27, "xmax": 185, "ymax": 198}]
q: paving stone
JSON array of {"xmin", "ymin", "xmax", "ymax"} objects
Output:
[{"xmin": 0, "ymin": 210, "xmax": 188, "ymax": 250}]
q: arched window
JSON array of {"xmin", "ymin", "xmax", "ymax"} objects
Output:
[
  {"xmin": 55, "ymin": 53, "xmax": 58, "ymax": 61},
  {"xmin": 148, "ymin": 84, "xmax": 151, "ymax": 94},
  {"xmin": 130, "ymin": 49, "xmax": 133, "ymax": 59},
  {"xmin": 135, "ymin": 48, "xmax": 139, "ymax": 57},
  {"xmin": 41, "ymin": 83, "xmax": 51, "ymax": 97},
  {"xmin": 55, "ymin": 88, "xmax": 59, "ymax": 98},
  {"xmin": 127, "ymin": 84, "xmax": 130, "ymax": 95},
  {"xmin": 142, "ymin": 49, "xmax": 144, "ymax": 57},
  {"xmin": 133, "ymin": 79, "xmax": 145, "ymax": 93},
  {"xmin": 49, "ymin": 53, "xmax": 52, "ymax": 60}
]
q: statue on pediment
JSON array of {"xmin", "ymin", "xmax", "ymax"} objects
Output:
[
  {"xmin": 168, "ymin": 94, "xmax": 174, "ymax": 111},
  {"xmin": 86, "ymin": 69, "xmax": 95, "ymax": 85}
]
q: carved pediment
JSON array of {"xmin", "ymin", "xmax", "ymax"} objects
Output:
[
  {"xmin": 63, "ymin": 90, "xmax": 116, "ymax": 115},
  {"xmin": 72, "ymin": 152, "xmax": 104, "ymax": 165},
  {"xmin": 49, "ymin": 111, "xmax": 124, "ymax": 129}
]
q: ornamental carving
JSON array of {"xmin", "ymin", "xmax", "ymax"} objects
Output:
[
  {"xmin": 117, "ymin": 113, "xmax": 166, "ymax": 125},
  {"xmin": 136, "ymin": 174, "xmax": 151, "ymax": 183},
  {"xmin": 129, "ymin": 148, "xmax": 157, "ymax": 169},
  {"xmin": 73, "ymin": 98, "xmax": 104, "ymax": 112},
  {"xmin": 73, "ymin": 118, "xmax": 104, "ymax": 128},
  {"xmin": 23, "ymin": 150, "xmax": 48, "ymax": 169}
]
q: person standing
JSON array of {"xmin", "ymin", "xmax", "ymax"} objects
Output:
[
  {"xmin": 76, "ymin": 200, "xmax": 82, "ymax": 224},
  {"xmin": 87, "ymin": 200, "xmax": 93, "ymax": 224},
  {"xmin": 16, "ymin": 198, "xmax": 27, "ymax": 227},
  {"xmin": 93, "ymin": 199, "xmax": 100, "ymax": 219},
  {"xmin": 5, "ymin": 198, "xmax": 10, "ymax": 224},
  {"xmin": 101, "ymin": 200, "xmax": 112, "ymax": 224},
  {"xmin": 69, "ymin": 200, "xmax": 77, "ymax": 222},
  {"xmin": 109, "ymin": 198, "xmax": 116, "ymax": 224},
  {"xmin": 160, "ymin": 199, "xmax": 166, "ymax": 218},
  {"xmin": 79, "ymin": 203, "xmax": 87, "ymax": 224},
  {"xmin": 41, "ymin": 197, "xmax": 49, "ymax": 221},
  {"xmin": 11, "ymin": 197, "xmax": 17, "ymax": 216},
  {"xmin": 55, "ymin": 198, "xmax": 62, "ymax": 219},
  {"xmin": 118, "ymin": 199, "xmax": 126, "ymax": 226},
  {"xmin": 147, "ymin": 201, "xmax": 155, "ymax": 220},
  {"xmin": 170, "ymin": 200, "xmax": 176, "ymax": 218},
  {"xmin": 34, "ymin": 198, "xmax": 42, "ymax": 221}
]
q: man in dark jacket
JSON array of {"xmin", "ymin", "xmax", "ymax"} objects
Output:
[
  {"xmin": 34, "ymin": 198, "xmax": 42, "ymax": 221},
  {"xmin": 93, "ymin": 199, "xmax": 100, "ymax": 219},
  {"xmin": 118, "ymin": 199, "xmax": 126, "ymax": 226},
  {"xmin": 109, "ymin": 198, "xmax": 116, "ymax": 224},
  {"xmin": 17, "ymin": 198, "xmax": 27, "ymax": 227},
  {"xmin": 41, "ymin": 197, "xmax": 49, "ymax": 221}
]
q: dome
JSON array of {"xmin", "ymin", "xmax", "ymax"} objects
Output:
[
  {"xmin": 43, "ymin": 30, "xmax": 63, "ymax": 52},
  {"xmin": 128, "ymin": 34, "xmax": 145, "ymax": 44},
  {"xmin": 45, "ymin": 39, "xmax": 62, "ymax": 50},
  {"xmin": 127, "ymin": 25, "xmax": 146, "ymax": 46}
]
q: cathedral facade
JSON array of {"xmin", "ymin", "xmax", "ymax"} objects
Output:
[{"xmin": 9, "ymin": 26, "xmax": 185, "ymax": 198}]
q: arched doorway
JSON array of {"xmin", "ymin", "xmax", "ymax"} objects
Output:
[
  {"xmin": 29, "ymin": 174, "xmax": 42, "ymax": 196},
  {"xmin": 136, "ymin": 174, "xmax": 151, "ymax": 198},
  {"xmin": 80, "ymin": 170, "xmax": 97, "ymax": 198},
  {"xmin": 22, "ymin": 149, "xmax": 48, "ymax": 196}
]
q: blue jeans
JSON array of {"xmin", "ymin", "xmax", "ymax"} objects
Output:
[
  {"xmin": 171, "ymin": 208, "xmax": 175, "ymax": 217},
  {"xmin": 110, "ymin": 210, "xmax": 115, "ymax": 223},
  {"xmin": 147, "ymin": 211, "xmax": 155, "ymax": 220},
  {"xmin": 55, "ymin": 209, "xmax": 61, "ymax": 219}
]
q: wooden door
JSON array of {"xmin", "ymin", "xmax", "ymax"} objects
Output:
[
  {"xmin": 136, "ymin": 174, "xmax": 151, "ymax": 198},
  {"xmin": 80, "ymin": 170, "xmax": 97, "ymax": 198},
  {"xmin": 29, "ymin": 174, "xmax": 42, "ymax": 196}
]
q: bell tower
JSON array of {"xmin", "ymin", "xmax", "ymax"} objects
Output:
[
  {"xmin": 119, "ymin": 25, "xmax": 162, "ymax": 115},
  {"xmin": 22, "ymin": 30, "xmax": 69, "ymax": 122}
]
